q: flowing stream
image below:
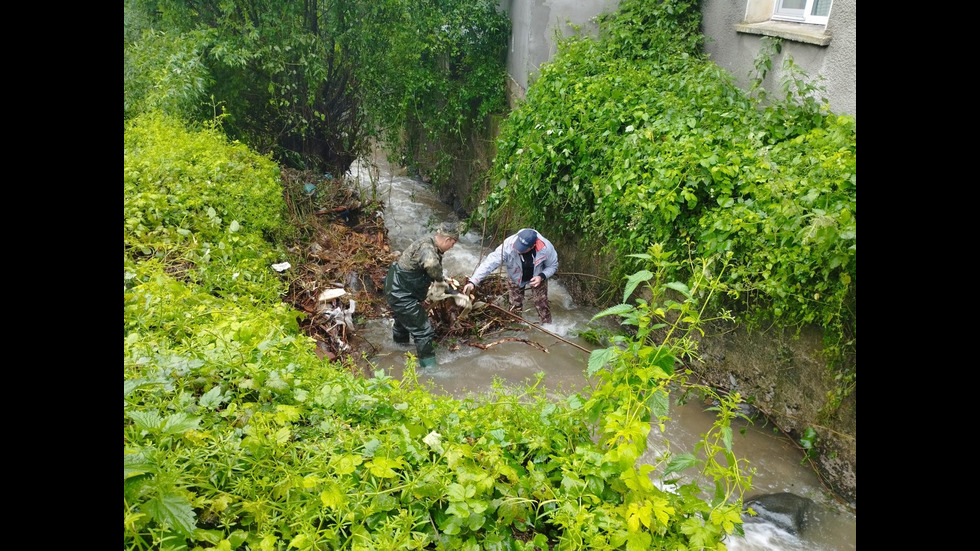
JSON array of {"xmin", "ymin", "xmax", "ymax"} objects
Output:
[{"xmin": 346, "ymin": 153, "xmax": 856, "ymax": 550}]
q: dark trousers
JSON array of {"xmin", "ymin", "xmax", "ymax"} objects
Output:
[
  {"xmin": 506, "ymin": 279, "xmax": 552, "ymax": 323},
  {"xmin": 384, "ymin": 264, "xmax": 436, "ymax": 360},
  {"xmin": 389, "ymin": 302, "xmax": 435, "ymax": 360}
]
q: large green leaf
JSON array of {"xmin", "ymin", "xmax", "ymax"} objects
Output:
[
  {"xmin": 124, "ymin": 379, "xmax": 158, "ymax": 398},
  {"xmin": 646, "ymin": 388, "xmax": 670, "ymax": 419},
  {"xmin": 721, "ymin": 425, "xmax": 733, "ymax": 452},
  {"xmin": 650, "ymin": 351, "xmax": 675, "ymax": 376},
  {"xmin": 664, "ymin": 281, "xmax": 691, "ymax": 299},
  {"xmin": 663, "ymin": 453, "xmax": 697, "ymax": 477},
  {"xmin": 626, "ymin": 531, "xmax": 652, "ymax": 551},
  {"xmin": 160, "ymin": 412, "xmax": 201, "ymax": 435},
  {"xmin": 199, "ymin": 386, "xmax": 226, "ymax": 409},
  {"xmin": 124, "ymin": 451, "xmax": 153, "ymax": 479},
  {"xmin": 591, "ymin": 303, "xmax": 634, "ymax": 320},
  {"xmin": 587, "ymin": 347, "xmax": 617, "ymax": 376},
  {"xmin": 143, "ymin": 493, "xmax": 197, "ymax": 538},
  {"xmin": 320, "ymin": 482, "xmax": 347, "ymax": 510},
  {"xmin": 624, "ymin": 270, "xmax": 653, "ymax": 301},
  {"xmin": 128, "ymin": 409, "xmax": 162, "ymax": 432}
]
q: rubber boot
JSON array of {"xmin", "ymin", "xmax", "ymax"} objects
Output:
[{"xmin": 419, "ymin": 356, "xmax": 437, "ymax": 368}]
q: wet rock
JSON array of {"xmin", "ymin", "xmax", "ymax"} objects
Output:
[{"xmin": 744, "ymin": 492, "xmax": 814, "ymax": 535}]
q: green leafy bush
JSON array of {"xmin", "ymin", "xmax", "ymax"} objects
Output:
[
  {"xmin": 125, "ymin": 266, "xmax": 751, "ymax": 550},
  {"xmin": 124, "ymin": 17, "xmax": 215, "ymax": 122},
  {"xmin": 124, "ymin": 0, "xmax": 510, "ymax": 182},
  {"xmin": 344, "ymin": 0, "xmax": 511, "ymax": 189},
  {"xmin": 124, "ymin": 112, "xmax": 292, "ymax": 303},
  {"xmin": 481, "ymin": 0, "xmax": 856, "ymax": 399},
  {"xmin": 125, "ymin": 0, "xmax": 368, "ymax": 174},
  {"xmin": 124, "ymin": 108, "xmax": 751, "ymax": 551}
]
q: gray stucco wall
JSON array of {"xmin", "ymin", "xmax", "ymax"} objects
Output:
[
  {"xmin": 701, "ymin": 0, "xmax": 856, "ymax": 117},
  {"xmin": 498, "ymin": 0, "xmax": 621, "ymax": 99},
  {"xmin": 500, "ymin": 0, "xmax": 855, "ymax": 117}
]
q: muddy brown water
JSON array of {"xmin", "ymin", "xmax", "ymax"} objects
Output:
[{"xmin": 348, "ymin": 156, "xmax": 856, "ymax": 550}]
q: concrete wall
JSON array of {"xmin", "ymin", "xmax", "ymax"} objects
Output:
[
  {"xmin": 499, "ymin": 0, "xmax": 856, "ymax": 117},
  {"xmin": 498, "ymin": 0, "xmax": 621, "ymax": 103}
]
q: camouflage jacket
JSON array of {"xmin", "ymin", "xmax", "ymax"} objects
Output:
[{"xmin": 396, "ymin": 236, "xmax": 445, "ymax": 283}]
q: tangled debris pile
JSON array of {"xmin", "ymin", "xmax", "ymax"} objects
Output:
[
  {"xmin": 278, "ymin": 168, "xmax": 528, "ymax": 375},
  {"xmin": 422, "ymin": 276, "xmax": 545, "ymax": 354},
  {"xmin": 278, "ymin": 168, "xmax": 394, "ymax": 371}
]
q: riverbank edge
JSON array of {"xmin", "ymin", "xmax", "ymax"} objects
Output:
[{"xmin": 537, "ymin": 227, "xmax": 856, "ymax": 511}]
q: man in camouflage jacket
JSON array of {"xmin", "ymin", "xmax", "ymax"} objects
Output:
[{"xmin": 384, "ymin": 222, "xmax": 460, "ymax": 367}]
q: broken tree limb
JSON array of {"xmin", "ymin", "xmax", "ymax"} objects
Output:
[
  {"xmin": 484, "ymin": 303, "xmax": 592, "ymax": 355},
  {"xmin": 468, "ymin": 338, "xmax": 548, "ymax": 353},
  {"xmin": 554, "ymin": 271, "xmax": 610, "ymax": 282}
]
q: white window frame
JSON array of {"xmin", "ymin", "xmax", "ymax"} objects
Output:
[{"xmin": 772, "ymin": 0, "xmax": 831, "ymax": 26}]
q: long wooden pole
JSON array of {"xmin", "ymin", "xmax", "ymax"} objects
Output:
[{"xmin": 485, "ymin": 303, "xmax": 592, "ymax": 355}]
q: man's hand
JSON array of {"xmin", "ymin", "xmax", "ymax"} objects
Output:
[
  {"xmin": 462, "ymin": 283, "xmax": 474, "ymax": 295},
  {"xmin": 529, "ymin": 276, "xmax": 543, "ymax": 288}
]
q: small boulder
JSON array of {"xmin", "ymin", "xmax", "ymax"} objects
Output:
[{"xmin": 744, "ymin": 492, "xmax": 814, "ymax": 535}]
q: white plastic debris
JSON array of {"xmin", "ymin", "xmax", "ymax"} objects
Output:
[
  {"xmin": 318, "ymin": 288, "xmax": 347, "ymax": 302},
  {"xmin": 319, "ymin": 299, "xmax": 357, "ymax": 347},
  {"xmin": 340, "ymin": 299, "xmax": 356, "ymax": 333},
  {"xmin": 271, "ymin": 262, "xmax": 292, "ymax": 272}
]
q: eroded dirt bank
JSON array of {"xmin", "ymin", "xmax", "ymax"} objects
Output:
[{"xmin": 690, "ymin": 323, "xmax": 856, "ymax": 509}]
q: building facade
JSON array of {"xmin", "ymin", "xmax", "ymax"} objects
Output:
[{"xmin": 499, "ymin": 0, "xmax": 856, "ymax": 117}]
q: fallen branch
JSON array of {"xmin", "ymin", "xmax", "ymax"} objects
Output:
[
  {"xmin": 485, "ymin": 303, "xmax": 592, "ymax": 355},
  {"xmin": 555, "ymin": 271, "xmax": 609, "ymax": 282},
  {"xmin": 468, "ymin": 338, "xmax": 548, "ymax": 353}
]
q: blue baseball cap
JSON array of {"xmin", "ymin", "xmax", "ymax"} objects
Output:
[{"xmin": 516, "ymin": 229, "xmax": 537, "ymax": 253}]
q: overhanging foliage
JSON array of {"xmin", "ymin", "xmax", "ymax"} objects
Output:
[{"xmin": 124, "ymin": 0, "xmax": 510, "ymax": 182}]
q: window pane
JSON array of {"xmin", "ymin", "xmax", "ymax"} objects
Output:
[
  {"xmin": 811, "ymin": 0, "xmax": 832, "ymax": 16},
  {"xmin": 780, "ymin": 0, "xmax": 806, "ymax": 9}
]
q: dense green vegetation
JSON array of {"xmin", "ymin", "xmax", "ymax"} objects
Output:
[
  {"xmin": 124, "ymin": 1, "xmax": 759, "ymax": 549},
  {"xmin": 345, "ymin": 0, "xmax": 510, "ymax": 187},
  {"xmin": 479, "ymin": 0, "xmax": 856, "ymax": 414},
  {"xmin": 124, "ymin": 0, "xmax": 508, "ymax": 182},
  {"xmin": 124, "ymin": 0, "xmax": 859, "ymax": 546},
  {"xmin": 124, "ymin": 112, "xmax": 752, "ymax": 550}
]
